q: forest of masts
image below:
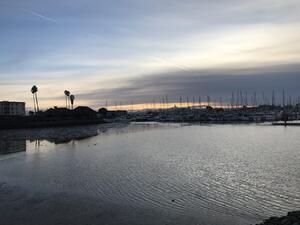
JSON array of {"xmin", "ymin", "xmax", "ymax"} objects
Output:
[{"xmin": 105, "ymin": 89, "xmax": 300, "ymax": 111}]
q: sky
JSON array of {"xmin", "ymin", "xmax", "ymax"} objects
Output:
[{"xmin": 1, "ymin": 0, "xmax": 300, "ymax": 110}]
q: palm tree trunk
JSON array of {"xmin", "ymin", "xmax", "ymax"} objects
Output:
[
  {"xmin": 33, "ymin": 94, "xmax": 36, "ymax": 114},
  {"xmin": 35, "ymin": 93, "xmax": 39, "ymax": 113}
]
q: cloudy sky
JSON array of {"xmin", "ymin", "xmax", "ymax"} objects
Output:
[{"xmin": 1, "ymin": 0, "xmax": 300, "ymax": 109}]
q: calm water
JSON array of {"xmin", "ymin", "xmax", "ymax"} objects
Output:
[{"xmin": 0, "ymin": 123, "xmax": 299, "ymax": 225}]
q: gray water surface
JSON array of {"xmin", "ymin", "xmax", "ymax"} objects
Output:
[{"xmin": 0, "ymin": 123, "xmax": 299, "ymax": 225}]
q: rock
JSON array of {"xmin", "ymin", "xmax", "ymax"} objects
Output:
[{"xmin": 256, "ymin": 211, "xmax": 300, "ymax": 225}]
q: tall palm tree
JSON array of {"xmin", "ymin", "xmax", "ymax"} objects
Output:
[
  {"xmin": 31, "ymin": 85, "xmax": 39, "ymax": 114},
  {"xmin": 31, "ymin": 87, "xmax": 37, "ymax": 113},
  {"xmin": 64, "ymin": 90, "xmax": 70, "ymax": 109},
  {"xmin": 70, "ymin": 95, "xmax": 75, "ymax": 110}
]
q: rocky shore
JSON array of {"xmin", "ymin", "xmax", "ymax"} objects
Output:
[{"xmin": 256, "ymin": 211, "xmax": 300, "ymax": 225}]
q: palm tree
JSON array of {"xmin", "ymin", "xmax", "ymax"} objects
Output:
[
  {"xmin": 64, "ymin": 90, "xmax": 70, "ymax": 109},
  {"xmin": 70, "ymin": 95, "xmax": 75, "ymax": 110},
  {"xmin": 31, "ymin": 87, "xmax": 36, "ymax": 113},
  {"xmin": 31, "ymin": 85, "xmax": 39, "ymax": 114}
]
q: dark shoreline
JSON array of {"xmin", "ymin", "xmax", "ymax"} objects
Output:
[
  {"xmin": 256, "ymin": 211, "xmax": 300, "ymax": 225},
  {"xmin": 272, "ymin": 122, "xmax": 300, "ymax": 126},
  {"xmin": 0, "ymin": 116, "xmax": 106, "ymax": 129}
]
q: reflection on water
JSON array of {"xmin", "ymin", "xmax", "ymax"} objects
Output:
[
  {"xmin": 0, "ymin": 123, "xmax": 169, "ymax": 154},
  {"xmin": 0, "ymin": 122, "xmax": 175, "ymax": 148},
  {"xmin": 0, "ymin": 139, "xmax": 26, "ymax": 154},
  {"xmin": 0, "ymin": 123, "xmax": 299, "ymax": 225},
  {"xmin": 0, "ymin": 123, "xmax": 110, "ymax": 154}
]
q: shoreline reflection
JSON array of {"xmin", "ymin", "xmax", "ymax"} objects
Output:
[{"xmin": 0, "ymin": 139, "xmax": 26, "ymax": 155}]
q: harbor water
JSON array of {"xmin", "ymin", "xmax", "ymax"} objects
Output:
[{"xmin": 0, "ymin": 123, "xmax": 299, "ymax": 225}]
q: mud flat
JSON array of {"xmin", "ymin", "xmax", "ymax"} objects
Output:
[{"xmin": 0, "ymin": 123, "xmax": 130, "ymax": 145}]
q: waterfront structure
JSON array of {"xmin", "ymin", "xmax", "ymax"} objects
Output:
[{"xmin": 0, "ymin": 101, "xmax": 25, "ymax": 116}]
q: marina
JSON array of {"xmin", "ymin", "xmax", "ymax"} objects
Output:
[{"xmin": 1, "ymin": 0, "xmax": 300, "ymax": 224}]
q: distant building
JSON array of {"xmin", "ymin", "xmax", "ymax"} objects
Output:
[
  {"xmin": 109, "ymin": 110, "xmax": 127, "ymax": 118},
  {"xmin": 0, "ymin": 101, "xmax": 25, "ymax": 116},
  {"xmin": 98, "ymin": 108, "xmax": 127, "ymax": 119},
  {"xmin": 73, "ymin": 106, "xmax": 97, "ymax": 118},
  {"xmin": 43, "ymin": 107, "xmax": 71, "ymax": 117}
]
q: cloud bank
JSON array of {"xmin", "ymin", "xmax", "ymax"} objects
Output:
[{"xmin": 77, "ymin": 63, "xmax": 300, "ymax": 106}]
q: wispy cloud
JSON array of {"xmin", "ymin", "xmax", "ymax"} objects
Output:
[{"xmin": 22, "ymin": 8, "xmax": 57, "ymax": 22}]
